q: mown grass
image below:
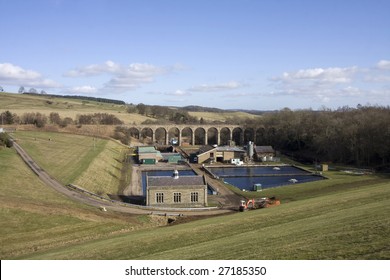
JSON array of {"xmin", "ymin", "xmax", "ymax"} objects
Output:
[
  {"xmin": 11, "ymin": 131, "xmax": 130, "ymax": 197},
  {"xmin": 18, "ymin": 180, "xmax": 390, "ymax": 260},
  {"xmin": 0, "ymin": 147, "xmax": 152, "ymax": 259}
]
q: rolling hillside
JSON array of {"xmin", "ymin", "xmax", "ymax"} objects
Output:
[
  {"xmin": 1, "ymin": 94, "xmax": 389, "ymax": 260},
  {"xmin": 0, "ymin": 92, "xmax": 260, "ymax": 124},
  {"xmin": 0, "ymin": 92, "xmax": 153, "ymax": 125},
  {"xmin": 0, "ymin": 131, "xmax": 389, "ymax": 259}
]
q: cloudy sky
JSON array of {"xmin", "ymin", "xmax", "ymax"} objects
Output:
[{"xmin": 1, "ymin": 0, "xmax": 389, "ymax": 110}]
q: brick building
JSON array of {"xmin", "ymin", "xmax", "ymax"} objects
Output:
[{"xmin": 146, "ymin": 170, "xmax": 208, "ymax": 207}]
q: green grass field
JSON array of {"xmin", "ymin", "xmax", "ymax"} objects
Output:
[
  {"xmin": 0, "ymin": 147, "xmax": 153, "ymax": 259},
  {"xmin": 11, "ymin": 131, "xmax": 130, "ymax": 197},
  {"xmin": 17, "ymin": 179, "xmax": 390, "ymax": 260},
  {"xmin": 0, "ymin": 92, "xmax": 153, "ymax": 124},
  {"xmin": 1, "ymin": 92, "xmax": 260, "ymax": 124},
  {"xmin": 188, "ymin": 111, "xmax": 260, "ymax": 122},
  {"xmin": 1, "ymin": 130, "xmax": 389, "ymax": 260}
]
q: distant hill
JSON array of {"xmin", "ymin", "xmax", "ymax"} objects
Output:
[
  {"xmin": 23, "ymin": 92, "xmax": 126, "ymax": 105},
  {"xmin": 181, "ymin": 105, "xmax": 225, "ymax": 113},
  {"xmin": 1, "ymin": 92, "xmax": 260, "ymax": 125}
]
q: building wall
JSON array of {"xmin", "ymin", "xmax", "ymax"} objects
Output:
[
  {"xmin": 197, "ymin": 152, "xmax": 213, "ymax": 164},
  {"xmin": 147, "ymin": 185, "xmax": 207, "ymax": 207},
  {"xmin": 223, "ymin": 151, "xmax": 235, "ymax": 161}
]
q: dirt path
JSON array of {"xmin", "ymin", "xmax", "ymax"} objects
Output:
[
  {"xmin": 13, "ymin": 142, "xmax": 233, "ymax": 216},
  {"xmin": 123, "ymin": 164, "xmax": 142, "ymax": 196}
]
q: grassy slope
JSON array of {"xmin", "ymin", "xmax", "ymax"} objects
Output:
[
  {"xmin": 12, "ymin": 131, "xmax": 127, "ymax": 197},
  {"xmin": 1, "ymin": 92, "xmax": 260, "ymax": 124},
  {"xmin": 19, "ymin": 180, "xmax": 390, "ymax": 260},
  {"xmin": 0, "ymin": 92, "xmax": 152, "ymax": 124},
  {"xmin": 0, "ymin": 147, "xmax": 151, "ymax": 259}
]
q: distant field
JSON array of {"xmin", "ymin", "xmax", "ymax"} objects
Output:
[
  {"xmin": 0, "ymin": 92, "xmax": 153, "ymax": 124},
  {"xmin": 1, "ymin": 92, "xmax": 261, "ymax": 124},
  {"xmin": 188, "ymin": 111, "xmax": 260, "ymax": 122}
]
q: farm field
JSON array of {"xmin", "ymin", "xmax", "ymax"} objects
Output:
[
  {"xmin": 0, "ymin": 92, "xmax": 153, "ymax": 124},
  {"xmin": 1, "ymin": 92, "xmax": 260, "ymax": 124},
  {"xmin": 0, "ymin": 131, "xmax": 389, "ymax": 259},
  {"xmin": 188, "ymin": 110, "xmax": 260, "ymax": 122}
]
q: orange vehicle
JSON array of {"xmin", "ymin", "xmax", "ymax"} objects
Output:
[{"xmin": 239, "ymin": 197, "xmax": 280, "ymax": 212}]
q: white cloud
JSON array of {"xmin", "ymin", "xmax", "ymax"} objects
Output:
[
  {"xmin": 189, "ymin": 81, "xmax": 244, "ymax": 92},
  {"xmin": 269, "ymin": 65, "xmax": 375, "ymax": 103},
  {"xmin": 223, "ymin": 92, "xmax": 262, "ymax": 98},
  {"xmin": 165, "ymin": 90, "xmax": 191, "ymax": 96},
  {"xmin": 0, "ymin": 62, "xmax": 59, "ymax": 88},
  {"xmin": 67, "ymin": 85, "xmax": 98, "ymax": 94},
  {"xmin": 65, "ymin": 60, "xmax": 174, "ymax": 92},
  {"xmin": 376, "ymin": 60, "xmax": 390, "ymax": 70},
  {"xmin": 279, "ymin": 67, "xmax": 357, "ymax": 84}
]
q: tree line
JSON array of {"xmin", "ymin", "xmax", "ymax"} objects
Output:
[
  {"xmin": 23, "ymin": 92, "xmax": 126, "ymax": 105},
  {"xmin": 0, "ymin": 111, "xmax": 123, "ymax": 127},
  {"xmin": 248, "ymin": 106, "xmax": 390, "ymax": 168},
  {"xmin": 127, "ymin": 103, "xmax": 200, "ymax": 124}
]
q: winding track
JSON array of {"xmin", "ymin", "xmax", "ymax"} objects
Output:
[{"xmin": 13, "ymin": 141, "xmax": 234, "ymax": 216}]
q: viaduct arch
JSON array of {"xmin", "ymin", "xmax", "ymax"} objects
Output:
[{"xmin": 123, "ymin": 124, "xmax": 265, "ymax": 146}]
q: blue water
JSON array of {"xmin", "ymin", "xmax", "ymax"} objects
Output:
[
  {"xmin": 210, "ymin": 166, "xmax": 309, "ymax": 176},
  {"xmin": 222, "ymin": 175, "xmax": 324, "ymax": 191},
  {"xmin": 208, "ymin": 166, "xmax": 325, "ymax": 190}
]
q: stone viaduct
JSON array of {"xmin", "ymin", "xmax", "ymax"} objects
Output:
[{"xmin": 122, "ymin": 124, "xmax": 265, "ymax": 146}]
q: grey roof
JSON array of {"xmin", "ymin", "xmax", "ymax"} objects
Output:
[
  {"xmin": 216, "ymin": 146, "xmax": 245, "ymax": 153},
  {"xmin": 255, "ymin": 146, "xmax": 275, "ymax": 153},
  {"xmin": 197, "ymin": 145, "xmax": 217, "ymax": 155},
  {"xmin": 147, "ymin": 175, "xmax": 205, "ymax": 187}
]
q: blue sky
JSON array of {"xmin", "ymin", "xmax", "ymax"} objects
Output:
[{"xmin": 1, "ymin": 0, "xmax": 389, "ymax": 110}]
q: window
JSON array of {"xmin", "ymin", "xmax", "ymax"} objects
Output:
[
  {"xmin": 173, "ymin": 192, "xmax": 181, "ymax": 203},
  {"xmin": 156, "ymin": 192, "xmax": 164, "ymax": 203},
  {"xmin": 191, "ymin": 192, "xmax": 199, "ymax": 203}
]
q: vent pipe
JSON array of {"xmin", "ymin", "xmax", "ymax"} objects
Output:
[{"xmin": 173, "ymin": 170, "xmax": 179, "ymax": 179}]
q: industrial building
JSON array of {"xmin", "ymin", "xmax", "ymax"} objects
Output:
[
  {"xmin": 146, "ymin": 170, "xmax": 208, "ymax": 207},
  {"xmin": 194, "ymin": 145, "xmax": 246, "ymax": 164},
  {"xmin": 254, "ymin": 146, "xmax": 275, "ymax": 162},
  {"xmin": 137, "ymin": 146, "xmax": 163, "ymax": 164}
]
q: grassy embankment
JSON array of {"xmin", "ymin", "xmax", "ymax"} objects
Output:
[
  {"xmin": 0, "ymin": 145, "xmax": 156, "ymax": 260},
  {"xmin": 1, "ymin": 131, "xmax": 389, "ymax": 259},
  {"xmin": 19, "ymin": 179, "xmax": 390, "ymax": 259},
  {"xmin": 11, "ymin": 131, "xmax": 130, "ymax": 197}
]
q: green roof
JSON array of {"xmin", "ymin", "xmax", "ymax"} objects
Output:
[{"xmin": 138, "ymin": 146, "xmax": 158, "ymax": 153}]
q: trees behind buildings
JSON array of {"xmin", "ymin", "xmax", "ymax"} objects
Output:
[
  {"xmin": 1, "ymin": 105, "xmax": 389, "ymax": 167},
  {"xmin": 252, "ymin": 106, "xmax": 390, "ymax": 167}
]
